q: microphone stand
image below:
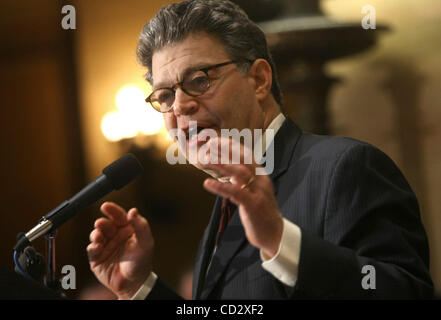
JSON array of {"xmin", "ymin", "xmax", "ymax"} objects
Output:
[
  {"xmin": 13, "ymin": 230, "xmax": 62, "ymax": 294},
  {"xmin": 44, "ymin": 230, "xmax": 61, "ymax": 292}
]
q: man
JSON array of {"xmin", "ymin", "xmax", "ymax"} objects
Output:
[{"xmin": 87, "ymin": 0, "xmax": 433, "ymax": 299}]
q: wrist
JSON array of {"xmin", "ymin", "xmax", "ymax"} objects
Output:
[
  {"xmin": 117, "ymin": 287, "xmax": 142, "ymax": 300},
  {"xmin": 116, "ymin": 273, "xmax": 152, "ymax": 300},
  {"xmin": 261, "ymin": 216, "xmax": 283, "ymax": 258}
]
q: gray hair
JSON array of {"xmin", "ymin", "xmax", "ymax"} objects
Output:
[{"xmin": 136, "ymin": 0, "xmax": 283, "ymax": 106}]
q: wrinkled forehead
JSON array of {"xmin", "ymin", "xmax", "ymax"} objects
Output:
[{"xmin": 151, "ymin": 33, "xmax": 230, "ymax": 88}]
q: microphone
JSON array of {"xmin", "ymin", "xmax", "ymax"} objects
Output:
[{"xmin": 14, "ymin": 154, "xmax": 143, "ymax": 252}]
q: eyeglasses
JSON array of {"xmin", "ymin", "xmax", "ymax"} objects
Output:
[{"xmin": 145, "ymin": 60, "xmax": 242, "ymax": 113}]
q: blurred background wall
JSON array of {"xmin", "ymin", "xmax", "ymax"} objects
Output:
[
  {"xmin": 0, "ymin": 0, "xmax": 439, "ymax": 298},
  {"xmin": 325, "ymin": 0, "xmax": 441, "ymax": 295}
]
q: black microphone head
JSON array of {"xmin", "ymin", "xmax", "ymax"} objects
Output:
[{"xmin": 102, "ymin": 154, "xmax": 143, "ymax": 190}]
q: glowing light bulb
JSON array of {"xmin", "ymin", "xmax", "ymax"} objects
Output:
[
  {"xmin": 101, "ymin": 111, "xmax": 138, "ymax": 141},
  {"xmin": 116, "ymin": 86, "xmax": 146, "ymax": 112},
  {"xmin": 101, "ymin": 85, "xmax": 165, "ymax": 142}
]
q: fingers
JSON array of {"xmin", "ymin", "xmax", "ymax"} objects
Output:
[
  {"xmin": 100, "ymin": 202, "xmax": 129, "ymax": 227},
  {"xmin": 202, "ymin": 161, "xmax": 274, "ymax": 210},
  {"xmin": 88, "ymin": 203, "xmax": 152, "ymax": 263},
  {"xmin": 89, "ymin": 228, "xmax": 106, "ymax": 245},
  {"xmin": 127, "ymin": 208, "xmax": 147, "ymax": 231},
  {"xmin": 88, "ymin": 224, "xmax": 134, "ymax": 265},
  {"xmin": 88, "ymin": 215, "xmax": 121, "ymax": 255},
  {"xmin": 203, "ymin": 177, "xmax": 252, "ymax": 206},
  {"xmin": 94, "ymin": 218, "xmax": 117, "ymax": 239},
  {"xmin": 127, "ymin": 208, "xmax": 153, "ymax": 246},
  {"xmin": 205, "ymin": 163, "xmax": 256, "ymax": 189},
  {"xmin": 97, "ymin": 224, "xmax": 134, "ymax": 263},
  {"xmin": 87, "ymin": 202, "xmax": 131, "ymax": 263},
  {"xmin": 87, "ymin": 241, "xmax": 103, "ymax": 262}
]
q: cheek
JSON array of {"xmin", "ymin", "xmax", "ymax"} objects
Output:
[
  {"xmin": 163, "ymin": 113, "xmax": 177, "ymax": 131},
  {"xmin": 224, "ymin": 86, "xmax": 254, "ymax": 122}
]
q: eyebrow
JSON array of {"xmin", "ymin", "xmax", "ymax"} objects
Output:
[{"xmin": 152, "ymin": 62, "xmax": 215, "ymax": 90}]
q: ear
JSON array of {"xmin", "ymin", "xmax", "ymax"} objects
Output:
[{"xmin": 248, "ymin": 59, "xmax": 273, "ymax": 102}]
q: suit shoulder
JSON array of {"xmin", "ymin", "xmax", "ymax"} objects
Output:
[
  {"xmin": 296, "ymin": 131, "xmax": 370, "ymax": 155},
  {"xmin": 294, "ymin": 132, "xmax": 391, "ymax": 164}
]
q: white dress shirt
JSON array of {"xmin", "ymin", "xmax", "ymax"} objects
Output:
[{"xmin": 132, "ymin": 113, "xmax": 301, "ymax": 299}]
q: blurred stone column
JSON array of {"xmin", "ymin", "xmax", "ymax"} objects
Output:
[{"xmin": 233, "ymin": 0, "xmax": 387, "ymax": 134}]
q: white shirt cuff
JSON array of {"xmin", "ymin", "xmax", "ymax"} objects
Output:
[
  {"xmin": 260, "ymin": 218, "xmax": 301, "ymax": 287},
  {"xmin": 130, "ymin": 272, "xmax": 158, "ymax": 300}
]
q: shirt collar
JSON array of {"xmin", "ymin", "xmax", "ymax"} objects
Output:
[
  {"xmin": 215, "ymin": 112, "xmax": 286, "ymax": 182},
  {"xmin": 254, "ymin": 112, "xmax": 285, "ymax": 164}
]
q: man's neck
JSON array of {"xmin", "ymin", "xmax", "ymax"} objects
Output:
[{"xmin": 262, "ymin": 100, "xmax": 282, "ymax": 130}]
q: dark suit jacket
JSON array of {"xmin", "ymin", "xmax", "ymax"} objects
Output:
[{"xmin": 149, "ymin": 116, "xmax": 433, "ymax": 299}]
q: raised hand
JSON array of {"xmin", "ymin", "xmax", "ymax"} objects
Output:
[
  {"xmin": 87, "ymin": 202, "xmax": 154, "ymax": 299},
  {"xmin": 201, "ymin": 137, "xmax": 283, "ymax": 258}
]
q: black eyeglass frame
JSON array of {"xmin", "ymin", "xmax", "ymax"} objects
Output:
[{"xmin": 145, "ymin": 60, "xmax": 252, "ymax": 113}]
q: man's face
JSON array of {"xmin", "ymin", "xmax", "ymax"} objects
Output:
[{"xmin": 151, "ymin": 32, "xmax": 265, "ymax": 169}]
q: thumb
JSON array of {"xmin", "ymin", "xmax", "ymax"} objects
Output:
[{"xmin": 127, "ymin": 208, "xmax": 152, "ymax": 243}]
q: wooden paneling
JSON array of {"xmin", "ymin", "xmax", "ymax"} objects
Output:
[{"xmin": 0, "ymin": 0, "xmax": 86, "ymax": 298}]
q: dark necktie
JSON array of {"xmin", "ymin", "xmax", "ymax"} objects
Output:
[{"xmin": 216, "ymin": 198, "xmax": 236, "ymax": 248}]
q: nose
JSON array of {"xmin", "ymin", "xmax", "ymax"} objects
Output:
[{"xmin": 172, "ymin": 87, "xmax": 199, "ymax": 116}]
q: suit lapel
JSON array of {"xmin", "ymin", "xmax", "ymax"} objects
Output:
[
  {"xmin": 192, "ymin": 196, "xmax": 222, "ymax": 299},
  {"xmin": 195, "ymin": 117, "xmax": 302, "ymax": 299},
  {"xmin": 267, "ymin": 117, "xmax": 302, "ymax": 182}
]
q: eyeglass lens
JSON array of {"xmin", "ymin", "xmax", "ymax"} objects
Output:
[{"xmin": 149, "ymin": 70, "xmax": 210, "ymax": 112}]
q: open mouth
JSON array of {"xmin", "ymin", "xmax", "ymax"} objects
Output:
[{"xmin": 185, "ymin": 125, "xmax": 213, "ymax": 140}]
